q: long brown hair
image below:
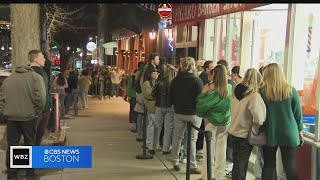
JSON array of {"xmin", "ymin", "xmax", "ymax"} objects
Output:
[{"xmin": 210, "ymin": 65, "xmax": 228, "ymax": 99}]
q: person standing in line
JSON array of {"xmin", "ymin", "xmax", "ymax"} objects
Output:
[
  {"xmin": 29, "ymin": 50, "xmax": 51, "ymax": 146},
  {"xmin": 142, "ymin": 69, "xmax": 159, "ymax": 154},
  {"xmin": 143, "ymin": 53, "xmax": 160, "ymax": 82},
  {"xmin": 228, "ymin": 68, "xmax": 266, "ymax": 180},
  {"xmin": 78, "ymin": 69, "xmax": 92, "ymax": 109},
  {"xmin": 253, "ymin": 66, "xmax": 265, "ymax": 180},
  {"xmin": 0, "ymin": 53, "xmax": 46, "ymax": 180},
  {"xmin": 126, "ymin": 69, "xmax": 138, "ymax": 124},
  {"xmin": 98, "ymin": 69, "xmax": 105, "ymax": 100},
  {"xmin": 197, "ymin": 60, "xmax": 215, "ymax": 155},
  {"xmin": 152, "ymin": 64, "xmax": 176, "ymax": 154},
  {"xmin": 197, "ymin": 65, "xmax": 233, "ymax": 180},
  {"xmin": 134, "ymin": 62, "xmax": 148, "ymax": 141},
  {"xmin": 52, "ymin": 73, "xmax": 68, "ymax": 118},
  {"xmin": 65, "ymin": 70, "xmax": 80, "ymax": 116},
  {"xmin": 260, "ymin": 63, "xmax": 303, "ymax": 180},
  {"xmin": 195, "ymin": 59, "xmax": 205, "ymax": 77},
  {"xmin": 230, "ymin": 66, "xmax": 244, "ymax": 85},
  {"xmin": 111, "ymin": 67, "xmax": 122, "ymax": 99},
  {"xmin": 170, "ymin": 57, "xmax": 203, "ymax": 174}
]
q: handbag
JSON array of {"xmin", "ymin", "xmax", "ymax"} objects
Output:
[{"xmin": 247, "ymin": 123, "xmax": 266, "ymax": 146}]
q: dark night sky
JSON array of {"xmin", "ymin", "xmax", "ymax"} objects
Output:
[{"xmin": 0, "ymin": 4, "xmax": 98, "ymax": 51}]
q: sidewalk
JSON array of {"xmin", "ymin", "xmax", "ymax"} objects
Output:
[{"xmin": 0, "ymin": 97, "xmax": 256, "ymax": 180}]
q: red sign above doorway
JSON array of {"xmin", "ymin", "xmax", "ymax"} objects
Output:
[
  {"xmin": 158, "ymin": 3, "xmax": 173, "ymax": 18},
  {"xmin": 172, "ymin": 3, "xmax": 269, "ymax": 26}
]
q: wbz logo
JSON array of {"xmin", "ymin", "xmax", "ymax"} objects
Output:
[{"xmin": 10, "ymin": 146, "xmax": 32, "ymax": 168}]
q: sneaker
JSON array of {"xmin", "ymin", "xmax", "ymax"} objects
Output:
[
  {"xmin": 190, "ymin": 168, "xmax": 201, "ymax": 174},
  {"xmin": 226, "ymin": 171, "xmax": 232, "ymax": 178},
  {"xmin": 181, "ymin": 157, "xmax": 187, "ymax": 164},
  {"xmin": 196, "ymin": 149, "xmax": 203, "ymax": 154},
  {"xmin": 148, "ymin": 150, "xmax": 155, "ymax": 155},
  {"xmin": 162, "ymin": 151, "xmax": 171, "ymax": 155},
  {"xmin": 173, "ymin": 165, "xmax": 180, "ymax": 171}
]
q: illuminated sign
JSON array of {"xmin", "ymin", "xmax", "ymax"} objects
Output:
[
  {"xmin": 86, "ymin": 42, "xmax": 97, "ymax": 52},
  {"xmin": 158, "ymin": 3, "xmax": 172, "ymax": 18},
  {"xmin": 168, "ymin": 36, "xmax": 174, "ymax": 52}
]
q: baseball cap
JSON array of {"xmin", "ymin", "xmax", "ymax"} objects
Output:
[{"xmin": 151, "ymin": 68, "xmax": 160, "ymax": 75}]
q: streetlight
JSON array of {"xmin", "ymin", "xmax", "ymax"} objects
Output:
[
  {"xmin": 67, "ymin": 46, "xmax": 70, "ymax": 51},
  {"xmin": 89, "ymin": 37, "xmax": 93, "ymax": 41},
  {"xmin": 1, "ymin": 46, "xmax": 4, "ymax": 50}
]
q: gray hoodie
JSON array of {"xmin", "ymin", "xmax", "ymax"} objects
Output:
[{"xmin": 0, "ymin": 65, "xmax": 46, "ymax": 121}]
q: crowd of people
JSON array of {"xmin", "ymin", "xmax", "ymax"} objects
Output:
[
  {"xmin": 127, "ymin": 53, "xmax": 304, "ymax": 180},
  {"xmin": 0, "ymin": 49, "xmax": 304, "ymax": 180}
]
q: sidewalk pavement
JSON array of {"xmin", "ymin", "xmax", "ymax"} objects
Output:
[{"xmin": 0, "ymin": 97, "xmax": 256, "ymax": 180}]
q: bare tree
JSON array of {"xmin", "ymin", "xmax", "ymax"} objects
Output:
[{"xmin": 45, "ymin": 4, "xmax": 87, "ymax": 44}]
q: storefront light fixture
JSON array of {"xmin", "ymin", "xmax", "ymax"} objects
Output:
[
  {"xmin": 9, "ymin": 47, "xmax": 11, "ymax": 50},
  {"xmin": 164, "ymin": 28, "xmax": 173, "ymax": 39},
  {"xmin": 149, "ymin": 29, "xmax": 156, "ymax": 40},
  {"xmin": 1, "ymin": 46, "xmax": 4, "ymax": 51},
  {"xmin": 67, "ymin": 46, "xmax": 70, "ymax": 51}
]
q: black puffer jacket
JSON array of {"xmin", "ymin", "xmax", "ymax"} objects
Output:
[{"xmin": 152, "ymin": 78, "xmax": 171, "ymax": 108}]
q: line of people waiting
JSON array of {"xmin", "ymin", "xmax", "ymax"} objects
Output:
[{"xmin": 127, "ymin": 53, "xmax": 304, "ymax": 180}]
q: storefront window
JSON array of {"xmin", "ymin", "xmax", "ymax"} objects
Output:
[
  {"xmin": 215, "ymin": 15, "xmax": 227, "ymax": 66},
  {"xmin": 204, "ymin": 18, "xmax": 215, "ymax": 61},
  {"xmin": 248, "ymin": 5, "xmax": 288, "ymax": 69},
  {"xmin": 290, "ymin": 4, "xmax": 320, "ymax": 136},
  {"xmin": 226, "ymin": 12, "xmax": 242, "ymax": 67}
]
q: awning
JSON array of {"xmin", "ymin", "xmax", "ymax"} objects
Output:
[
  {"xmin": 172, "ymin": 3, "xmax": 269, "ymax": 26},
  {"xmin": 103, "ymin": 42, "xmax": 117, "ymax": 55}
]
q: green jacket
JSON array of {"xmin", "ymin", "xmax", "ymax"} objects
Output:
[
  {"xmin": 196, "ymin": 84, "xmax": 232, "ymax": 126},
  {"xmin": 126, "ymin": 75, "xmax": 136, "ymax": 98},
  {"xmin": 0, "ymin": 66, "xmax": 46, "ymax": 121},
  {"xmin": 260, "ymin": 87, "xmax": 303, "ymax": 146}
]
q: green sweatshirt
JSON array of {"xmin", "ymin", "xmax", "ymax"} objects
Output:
[
  {"xmin": 260, "ymin": 87, "xmax": 303, "ymax": 146},
  {"xmin": 0, "ymin": 66, "xmax": 46, "ymax": 121},
  {"xmin": 196, "ymin": 84, "xmax": 232, "ymax": 126}
]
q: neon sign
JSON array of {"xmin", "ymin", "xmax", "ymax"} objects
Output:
[{"xmin": 168, "ymin": 37, "xmax": 174, "ymax": 51}]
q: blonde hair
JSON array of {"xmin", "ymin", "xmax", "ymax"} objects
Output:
[
  {"xmin": 241, "ymin": 68, "xmax": 263, "ymax": 93},
  {"xmin": 210, "ymin": 65, "xmax": 228, "ymax": 99},
  {"xmin": 164, "ymin": 64, "xmax": 176, "ymax": 84},
  {"xmin": 262, "ymin": 63, "xmax": 292, "ymax": 101}
]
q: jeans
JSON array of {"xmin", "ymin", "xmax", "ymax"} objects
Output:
[
  {"xmin": 6, "ymin": 118, "xmax": 37, "ymax": 179},
  {"xmin": 231, "ymin": 135, "xmax": 253, "ymax": 180},
  {"xmin": 80, "ymin": 88, "xmax": 89, "ymax": 109},
  {"xmin": 196, "ymin": 118, "xmax": 205, "ymax": 150},
  {"xmin": 146, "ymin": 112, "xmax": 156, "ymax": 150},
  {"xmin": 262, "ymin": 146, "xmax": 298, "ymax": 180},
  {"xmin": 35, "ymin": 110, "xmax": 51, "ymax": 146},
  {"xmin": 180, "ymin": 130, "xmax": 188, "ymax": 158},
  {"xmin": 66, "ymin": 88, "xmax": 80, "ymax": 114},
  {"xmin": 202, "ymin": 123, "xmax": 228, "ymax": 180},
  {"xmin": 153, "ymin": 107, "xmax": 174, "ymax": 152},
  {"xmin": 136, "ymin": 113, "xmax": 143, "ymax": 135},
  {"xmin": 112, "ymin": 83, "xmax": 120, "ymax": 97},
  {"xmin": 129, "ymin": 97, "xmax": 137, "ymax": 123},
  {"xmin": 171, "ymin": 114, "xmax": 202, "ymax": 169},
  {"xmin": 254, "ymin": 146, "xmax": 264, "ymax": 179}
]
